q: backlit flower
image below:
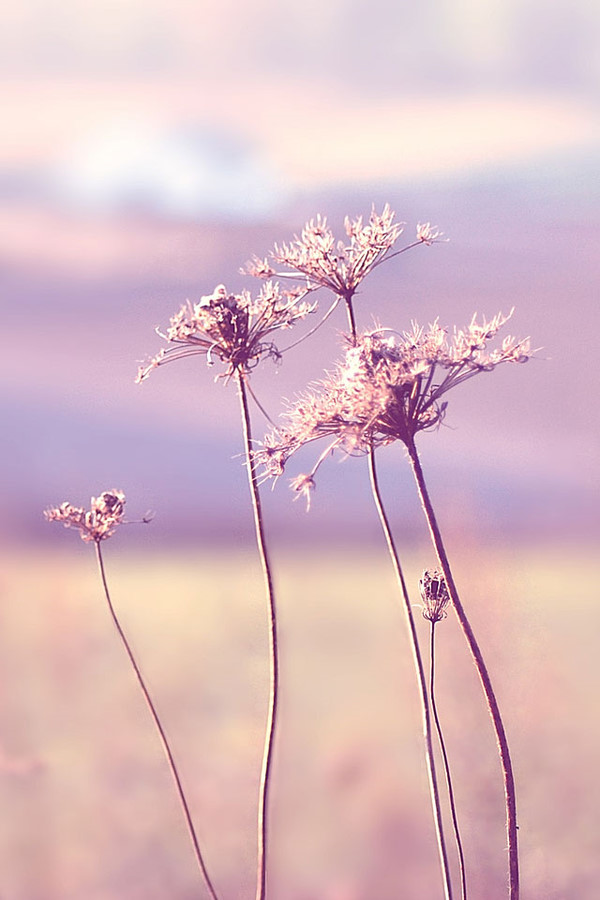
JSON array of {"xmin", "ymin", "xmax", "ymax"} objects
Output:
[
  {"xmin": 45, "ymin": 490, "xmax": 126, "ymax": 542},
  {"xmin": 246, "ymin": 205, "xmax": 425, "ymax": 299},
  {"xmin": 255, "ymin": 311, "xmax": 531, "ymax": 491},
  {"xmin": 136, "ymin": 282, "xmax": 315, "ymax": 383}
]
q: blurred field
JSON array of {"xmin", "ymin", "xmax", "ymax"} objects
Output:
[{"xmin": 0, "ymin": 540, "xmax": 597, "ymax": 899}]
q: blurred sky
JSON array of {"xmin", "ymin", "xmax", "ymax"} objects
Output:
[{"xmin": 1, "ymin": 0, "xmax": 599, "ymax": 543}]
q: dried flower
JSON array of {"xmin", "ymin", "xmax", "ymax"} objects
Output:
[
  {"xmin": 45, "ymin": 490, "xmax": 126, "ymax": 542},
  {"xmin": 419, "ymin": 569, "xmax": 451, "ymax": 622},
  {"xmin": 255, "ymin": 311, "xmax": 531, "ymax": 488},
  {"xmin": 136, "ymin": 282, "xmax": 315, "ymax": 383},
  {"xmin": 245, "ymin": 205, "xmax": 426, "ymax": 300}
]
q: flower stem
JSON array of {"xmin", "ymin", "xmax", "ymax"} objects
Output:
[
  {"xmin": 406, "ymin": 438, "xmax": 519, "ymax": 900},
  {"xmin": 237, "ymin": 370, "xmax": 280, "ymax": 900},
  {"xmin": 344, "ymin": 293, "xmax": 358, "ymax": 343},
  {"xmin": 368, "ymin": 447, "xmax": 454, "ymax": 900},
  {"xmin": 429, "ymin": 620, "xmax": 468, "ymax": 900},
  {"xmin": 94, "ymin": 541, "xmax": 219, "ymax": 900}
]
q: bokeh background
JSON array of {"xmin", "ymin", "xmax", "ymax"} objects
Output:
[{"xmin": 1, "ymin": 0, "xmax": 599, "ymax": 897}]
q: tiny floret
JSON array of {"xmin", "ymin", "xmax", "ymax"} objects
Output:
[
  {"xmin": 419, "ymin": 569, "xmax": 451, "ymax": 622},
  {"xmin": 416, "ymin": 222, "xmax": 445, "ymax": 245},
  {"xmin": 45, "ymin": 490, "xmax": 126, "ymax": 542}
]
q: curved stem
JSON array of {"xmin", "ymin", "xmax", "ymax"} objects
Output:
[
  {"xmin": 430, "ymin": 621, "xmax": 468, "ymax": 900},
  {"xmin": 237, "ymin": 371, "xmax": 280, "ymax": 900},
  {"xmin": 406, "ymin": 438, "xmax": 519, "ymax": 900},
  {"xmin": 281, "ymin": 295, "xmax": 340, "ymax": 353},
  {"xmin": 245, "ymin": 378, "xmax": 277, "ymax": 427},
  {"xmin": 95, "ymin": 542, "xmax": 219, "ymax": 900},
  {"xmin": 368, "ymin": 448, "xmax": 453, "ymax": 900}
]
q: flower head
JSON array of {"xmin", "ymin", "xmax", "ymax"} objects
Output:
[
  {"xmin": 136, "ymin": 282, "xmax": 315, "ymax": 383},
  {"xmin": 245, "ymin": 205, "xmax": 432, "ymax": 299},
  {"xmin": 255, "ymin": 311, "xmax": 531, "ymax": 490},
  {"xmin": 45, "ymin": 490, "xmax": 126, "ymax": 542},
  {"xmin": 419, "ymin": 569, "xmax": 451, "ymax": 622}
]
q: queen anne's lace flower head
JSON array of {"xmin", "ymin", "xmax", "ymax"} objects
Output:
[
  {"xmin": 45, "ymin": 490, "xmax": 126, "ymax": 542},
  {"xmin": 245, "ymin": 205, "xmax": 443, "ymax": 301},
  {"xmin": 254, "ymin": 311, "xmax": 531, "ymax": 505},
  {"xmin": 136, "ymin": 282, "xmax": 315, "ymax": 383}
]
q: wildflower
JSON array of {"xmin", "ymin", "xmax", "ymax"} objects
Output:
[
  {"xmin": 419, "ymin": 569, "xmax": 451, "ymax": 622},
  {"xmin": 245, "ymin": 205, "xmax": 410, "ymax": 299},
  {"xmin": 136, "ymin": 282, "xmax": 315, "ymax": 383},
  {"xmin": 45, "ymin": 490, "xmax": 126, "ymax": 542},
  {"xmin": 255, "ymin": 311, "xmax": 531, "ymax": 486}
]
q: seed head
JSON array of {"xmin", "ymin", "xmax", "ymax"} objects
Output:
[
  {"xmin": 254, "ymin": 311, "xmax": 532, "ymax": 493},
  {"xmin": 136, "ymin": 282, "xmax": 315, "ymax": 383},
  {"xmin": 44, "ymin": 490, "xmax": 126, "ymax": 543},
  {"xmin": 245, "ymin": 205, "xmax": 436, "ymax": 300},
  {"xmin": 419, "ymin": 569, "xmax": 451, "ymax": 622}
]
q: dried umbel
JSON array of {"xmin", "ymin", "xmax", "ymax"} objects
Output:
[
  {"xmin": 45, "ymin": 490, "xmax": 126, "ymax": 542},
  {"xmin": 245, "ymin": 205, "xmax": 442, "ymax": 300},
  {"xmin": 419, "ymin": 569, "xmax": 451, "ymax": 622},
  {"xmin": 136, "ymin": 282, "xmax": 315, "ymax": 383},
  {"xmin": 255, "ymin": 311, "xmax": 531, "ymax": 500}
]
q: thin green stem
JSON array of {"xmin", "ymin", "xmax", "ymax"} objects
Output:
[
  {"xmin": 430, "ymin": 621, "xmax": 468, "ymax": 900},
  {"xmin": 94, "ymin": 542, "xmax": 219, "ymax": 900},
  {"xmin": 237, "ymin": 370, "xmax": 279, "ymax": 900},
  {"xmin": 368, "ymin": 447, "xmax": 454, "ymax": 900},
  {"xmin": 406, "ymin": 438, "xmax": 519, "ymax": 900}
]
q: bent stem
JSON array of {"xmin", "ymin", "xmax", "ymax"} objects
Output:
[
  {"xmin": 95, "ymin": 541, "xmax": 219, "ymax": 900},
  {"xmin": 429, "ymin": 621, "xmax": 468, "ymax": 900},
  {"xmin": 237, "ymin": 370, "xmax": 280, "ymax": 900},
  {"xmin": 406, "ymin": 437, "xmax": 519, "ymax": 900},
  {"xmin": 368, "ymin": 447, "xmax": 454, "ymax": 900}
]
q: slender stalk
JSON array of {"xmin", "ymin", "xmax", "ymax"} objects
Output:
[
  {"xmin": 406, "ymin": 438, "xmax": 519, "ymax": 900},
  {"xmin": 429, "ymin": 621, "xmax": 468, "ymax": 900},
  {"xmin": 94, "ymin": 541, "xmax": 219, "ymax": 900},
  {"xmin": 281, "ymin": 295, "xmax": 340, "ymax": 353},
  {"xmin": 344, "ymin": 293, "xmax": 358, "ymax": 342},
  {"xmin": 368, "ymin": 447, "xmax": 454, "ymax": 900},
  {"xmin": 236, "ymin": 370, "xmax": 280, "ymax": 900},
  {"xmin": 346, "ymin": 297, "xmax": 454, "ymax": 898}
]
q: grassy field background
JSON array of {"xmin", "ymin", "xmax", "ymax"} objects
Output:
[{"xmin": 0, "ymin": 540, "xmax": 597, "ymax": 899}]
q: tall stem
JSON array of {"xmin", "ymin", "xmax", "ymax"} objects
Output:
[
  {"xmin": 406, "ymin": 438, "xmax": 519, "ymax": 900},
  {"xmin": 95, "ymin": 542, "xmax": 219, "ymax": 900},
  {"xmin": 368, "ymin": 448, "xmax": 453, "ymax": 900},
  {"xmin": 237, "ymin": 370, "xmax": 280, "ymax": 900},
  {"xmin": 430, "ymin": 621, "xmax": 468, "ymax": 900}
]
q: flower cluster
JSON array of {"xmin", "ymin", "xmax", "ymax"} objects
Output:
[
  {"xmin": 45, "ymin": 490, "xmax": 126, "ymax": 542},
  {"xmin": 255, "ymin": 311, "xmax": 531, "ymax": 499},
  {"xmin": 136, "ymin": 282, "xmax": 315, "ymax": 383},
  {"xmin": 245, "ymin": 205, "xmax": 440, "ymax": 300},
  {"xmin": 419, "ymin": 569, "xmax": 451, "ymax": 622}
]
